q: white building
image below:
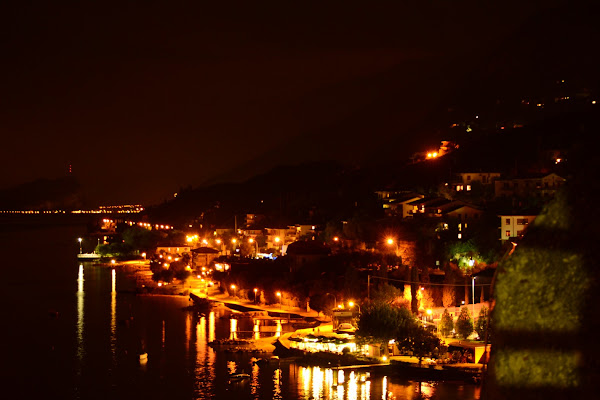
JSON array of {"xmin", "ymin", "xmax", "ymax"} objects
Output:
[{"xmin": 499, "ymin": 214, "xmax": 538, "ymax": 241}]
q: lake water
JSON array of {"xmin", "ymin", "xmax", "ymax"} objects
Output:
[{"xmin": 3, "ymin": 222, "xmax": 480, "ymax": 399}]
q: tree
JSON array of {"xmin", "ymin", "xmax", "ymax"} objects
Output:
[
  {"xmin": 309, "ymin": 293, "xmax": 333, "ymax": 317},
  {"xmin": 122, "ymin": 226, "xmax": 161, "ymax": 252},
  {"xmin": 410, "ymin": 266, "xmax": 419, "ymax": 314},
  {"xmin": 398, "ymin": 324, "xmax": 441, "ymax": 365},
  {"xmin": 371, "ymin": 282, "xmax": 403, "ymax": 305},
  {"xmin": 356, "ymin": 303, "xmax": 414, "ymax": 357},
  {"xmin": 474, "ymin": 306, "xmax": 490, "ymax": 340},
  {"xmin": 440, "ymin": 308, "xmax": 454, "ymax": 337},
  {"xmin": 455, "ymin": 306, "xmax": 474, "ymax": 339}
]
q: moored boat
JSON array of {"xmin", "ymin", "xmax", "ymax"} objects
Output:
[
  {"xmin": 77, "ymin": 252, "xmax": 101, "ymax": 260},
  {"xmin": 189, "ymin": 293, "xmax": 213, "ymax": 308},
  {"xmin": 228, "ymin": 373, "xmax": 250, "ymax": 383}
]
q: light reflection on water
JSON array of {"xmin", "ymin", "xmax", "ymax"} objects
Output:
[
  {"xmin": 76, "ymin": 264, "xmax": 84, "ymax": 370},
  {"xmin": 68, "ymin": 260, "xmax": 479, "ymax": 400},
  {"xmin": 110, "ymin": 268, "xmax": 116, "ymax": 366}
]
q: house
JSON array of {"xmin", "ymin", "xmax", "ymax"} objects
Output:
[
  {"xmin": 456, "ymin": 172, "xmax": 501, "ymax": 185},
  {"xmin": 293, "ymin": 224, "xmax": 317, "ymax": 239},
  {"xmin": 190, "ymin": 247, "xmax": 220, "ymax": 269},
  {"xmin": 447, "ymin": 172, "xmax": 502, "ymax": 192},
  {"xmin": 495, "ymin": 173, "xmax": 566, "ymax": 198},
  {"xmin": 382, "ymin": 192, "xmax": 424, "ymax": 218},
  {"xmin": 499, "ymin": 214, "xmax": 538, "ymax": 241},
  {"xmin": 442, "ymin": 204, "xmax": 484, "ymax": 222},
  {"xmin": 265, "ymin": 227, "xmax": 297, "ymax": 255},
  {"xmin": 286, "ymin": 241, "xmax": 331, "ymax": 272},
  {"xmin": 155, "ymin": 245, "xmax": 191, "ymax": 256},
  {"xmin": 407, "ymin": 197, "xmax": 454, "ymax": 218},
  {"xmin": 436, "ymin": 203, "xmax": 484, "ymax": 239},
  {"xmin": 245, "ymin": 213, "xmax": 265, "ymax": 228}
]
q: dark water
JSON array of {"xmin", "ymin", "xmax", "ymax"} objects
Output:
[{"xmin": 3, "ymin": 223, "xmax": 480, "ymax": 399}]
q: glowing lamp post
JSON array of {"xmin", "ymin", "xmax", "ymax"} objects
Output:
[
  {"xmin": 386, "ymin": 237, "xmax": 398, "ymax": 256},
  {"xmin": 276, "ymin": 291, "xmax": 282, "ymax": 309},
  {"xmin": 348, "ymin": 300, "xmax": 360, "ymax": 315},
  {"xmin": 274, "ymin": 236, "xmax": 282, "ymax": 255},
  {"xmin": 254, "ymin": 288, "xmax": 258, "ymax": 303},
  {"xmin": 249, "ymin": 238, "xmax": 258, "ymax": 257},
  {"xmin": 231, "ymin": 284, "xmax": 236, "ymax": 298},
  {"xmin": 78, "ymin": 238, "xmax": 82, "ymax": 254}
]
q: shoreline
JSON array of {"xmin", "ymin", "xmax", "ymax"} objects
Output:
[{"xmin": 92, "ymin": 257, "xmax": 484, "ymax": 383}]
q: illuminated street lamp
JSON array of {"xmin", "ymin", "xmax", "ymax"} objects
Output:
[
  {"xmin": 231, "ymin": 284, "xmax": 236, "ymax": 298},
  {"xmin": 386, "ymin": 237, "xmax": 399, "ymax": 256},
  {"xmin": 274, "ymin": 236, "xmax": 284, "ymax": 255},
  {"xmin": 276, "ymin": 291, "xmax": 282, "ymax": 308},
  {"xmin": 254, "ymin": 288, "xmax": 258, "ymax": 303},
  {"xmin": 348, "ymin": 300, "xmax": 361, "ymax": 314},
  {"xmin": 78, "ymin": 237, "xmax": 82, "ymax": 254},
  {"xmin": 249, "ymin": 238, "xmax": 259, "ymax": 257}
]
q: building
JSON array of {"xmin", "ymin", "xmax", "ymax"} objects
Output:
[
  {"xmin": 456, "ymin": 172, "xmax": 501, "ymax": 185},
  {"xmin": 494, "ymin": 173, "xmax": 566, "ymax": 198},
  {"xmin": 155, "ymin": 245, "xmax": 191, "ymax": 255},
  {"xmin": 190, "ymin": 247, "xmax": 220, "ymax": 269},
  {"xmin": 499, "ymin": 214, "xmax": 538, "ymax": 241},
  {"xmin": 380, "ymin": 192, "xmax": 424, "ymax": 218}
]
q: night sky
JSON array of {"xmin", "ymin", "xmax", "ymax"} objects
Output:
[{"xmin": 1, "ymin": 2, "xmax": 596, "ymax": 206}]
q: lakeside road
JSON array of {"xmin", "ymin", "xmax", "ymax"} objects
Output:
[{"xmin": 94, "ymin": 259, "xmax": 483, "ymax": 376}]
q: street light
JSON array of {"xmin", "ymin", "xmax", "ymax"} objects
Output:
[
  {"xmin": 348, "ymin": 300, "xmax": 361, "ymax": 314},
  {"xmin": 386, "ymin": 237, "xmax": 398, "ymax": 256},
  {"xmin": 254, "ymin": 288, "xmax": 258, "ymax": 303},
  {"xmin": 249, "ymin": 238, "xmax": 258, "ymax": 257},
  {"xmin": 231, "ymin": 284, "xmax": 236, "ymax": 298},
  {"xmin": 276, "ymin": 291, "xmax": 282, "ymax": 308},
  {"xmin": 78, "ymin": 238, "xmax": 82, "ymax": 254}
]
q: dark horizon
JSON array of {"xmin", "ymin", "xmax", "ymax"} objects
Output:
[{"xmin": 2, "ymin": 2, "xmax": 598, "ymax": 206}]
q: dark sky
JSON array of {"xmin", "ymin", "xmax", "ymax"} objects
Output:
[{"xmin": 0, "ymin": 1, "xmax": 590, "ymax": 206}]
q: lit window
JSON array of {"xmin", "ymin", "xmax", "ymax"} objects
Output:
[
  {"xmin": 506, "ymin": 231, "xmax": 511, "ymax": 237},
  {"xmin": 466, "ymin": 185, "xmax": 471, "ymax": 191},
  {"xmin": 458, "ymin": 233, "xmax": 462, "ymax": 239}
]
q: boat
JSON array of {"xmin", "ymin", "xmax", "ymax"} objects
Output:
[
  {"xmin": 189, "ymin": 293, "xmax": 213, "ymax": 308},
  {"xmin": 228, "ymin": 373, "xmax": 250, "ymax": 383},
  {"xmin": 77, "ymin": 252, "xmax": 101, "ymax": 260}
]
